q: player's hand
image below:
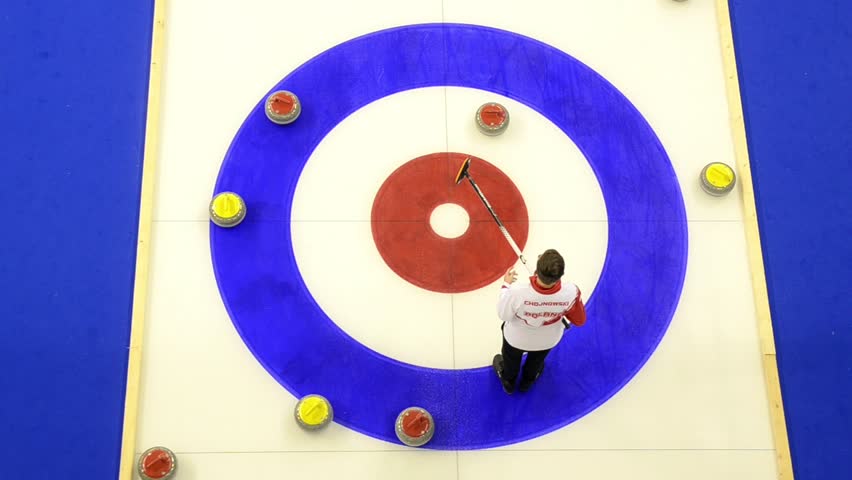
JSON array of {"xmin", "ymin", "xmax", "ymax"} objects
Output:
[{"xmin": 503, "ymin": 268, "xmax": 518, "ymax": 284}]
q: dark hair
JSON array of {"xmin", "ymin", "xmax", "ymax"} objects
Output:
[{"xmin": 536, "ymin": 249, "xmax": 565, "ymax": 285}]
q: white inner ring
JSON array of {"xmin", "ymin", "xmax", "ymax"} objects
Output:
[{"xmin": 290, "ymin": 87, "xmax": 607, "ymax": 369}]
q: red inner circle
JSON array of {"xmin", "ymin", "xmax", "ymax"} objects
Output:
[
  {"xmin": 269, "ymin": 93, "xmax": 295, "ymax": 115},
  {"xmin": 402, "ymin": 411, "xmax": 430, "ymax": 437},
  {"xmin": 480, "ymin": 105, "xmax": 506, "ymax": 126},
  {"xmin": 141, "ymin": 450, "xmax": 172, "ymax": 478},
  {"xmin": 371, "ymin": 152, "xmax": 528, "ymax": 293}
]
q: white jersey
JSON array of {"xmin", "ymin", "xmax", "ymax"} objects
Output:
[{"xmin": 497, "ymin": 276, "xmax": 585, "ymax": 351}]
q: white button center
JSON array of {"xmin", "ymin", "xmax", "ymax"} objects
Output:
[{"xmin": 429, "ymin": 203, "xmax": 470, "ymax": 239}]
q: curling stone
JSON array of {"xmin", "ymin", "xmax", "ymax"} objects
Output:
[
  {"xmin": 209, "ymin": 191, "xmax": 246, "ymax": 227},
  {"xmin": 476, "ymin": 102, "xmax": 509, "ymax": 135},
  {"xmin": 700, "ymin": 162, "xmax": 736, "ymax": 196},
  {"xmin": 294, "ymin": 394, "xmax": 333, "ymax": 430},
  {"xmin": 395, "ymin": 407, "xmax": 435, "ymax": 447},
  {"xmin": 265, "ymin": 90, "xmax": 301, "ymax": 124},
  {"xmin": 137, "ymin": 446, "xmax": 177, "ymax": 480}
]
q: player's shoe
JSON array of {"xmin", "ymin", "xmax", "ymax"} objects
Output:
[
  {"xmin": 492, "ymin": 354, "xmax": 515, "ymax": 394},
  {"xmin": 519, "ymin": 363, "xmax": 544, "ymax": 392}
]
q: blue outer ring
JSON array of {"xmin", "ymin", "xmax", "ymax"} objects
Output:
[{"xmin": 210, "ymin": 23, "xmax": 688, "ymax": 449}]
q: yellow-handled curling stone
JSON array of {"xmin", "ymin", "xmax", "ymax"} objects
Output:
[
  {"xmin": 700, "ymin": 162, "xmax": 736, "ymax": 196},
  {"xmin": 294, "ymin": 394, "xmax": 333, "ymax": 430},
  {"xmin": 209, "ymin": 191, "xmax": 246, "ymax": 227}
]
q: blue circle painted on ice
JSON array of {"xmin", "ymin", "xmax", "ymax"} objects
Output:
[{"xmin": 211, "ymin": 23, "xmax": 687, "ymax": 449}]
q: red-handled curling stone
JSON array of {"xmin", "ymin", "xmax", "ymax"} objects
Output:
[
  {"xmin": 395, "ymin": 407, "xmax": 435, "ymax": 447},
  {"xmin": 265, "ymin": 90, "xmax": 301, "ymax": 124},
  {"xmin": 475, "ymin": 102, "xmax": 509, "ymax": 135},
  {"xmin": 137, "ymin": 446, "xmax": 177, "ymax": 480}
]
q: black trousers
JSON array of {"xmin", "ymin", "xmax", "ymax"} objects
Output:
[{"xmin": 501, "ymin": 328, "xmax": 551, "ymax": 386}]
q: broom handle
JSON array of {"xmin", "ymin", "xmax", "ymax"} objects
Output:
[{"xmin": 464, "ymin": 176, "xmax": 570, "ymax": 329}]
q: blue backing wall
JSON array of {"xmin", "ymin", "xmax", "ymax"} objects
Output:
[
  {"xmin": 0, "ymin": 1, "xmax": 154, "ymax": 478},
  {"xmin": 0, "ymin": 1, "xmax": 848, "ymax": 478},
  {"xmin": 730, "ymin": 1, "xmax": 852, "ymax": 477}
]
